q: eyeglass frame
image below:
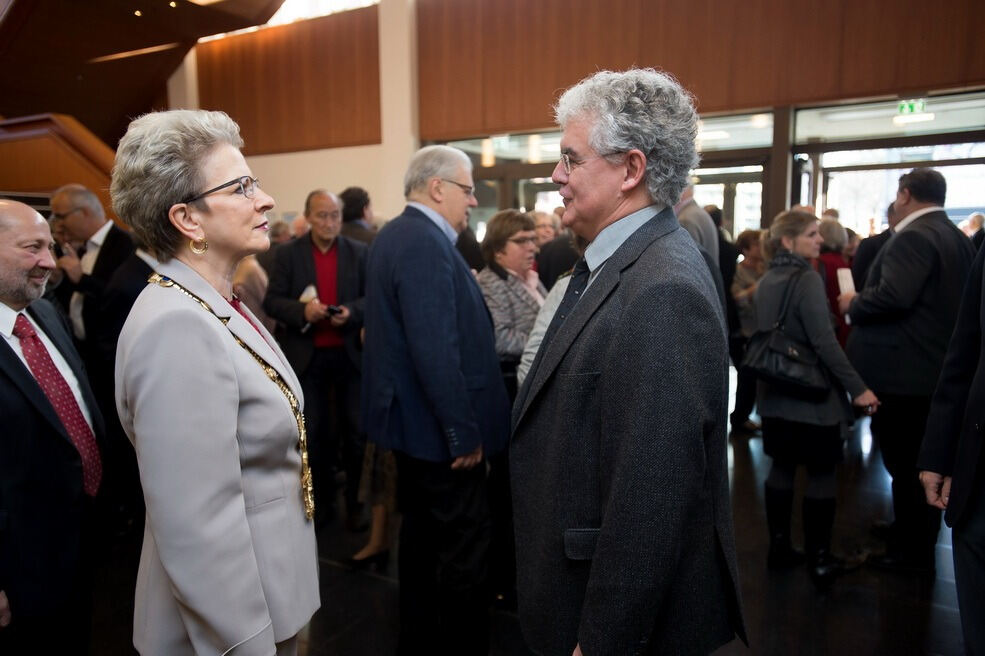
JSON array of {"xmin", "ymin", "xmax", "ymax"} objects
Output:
[
  {"xmin": 507, "ymin": 236, "xmax": 537, "ymax": 246},
  {"xmin": 181, "ymin": 175, "xmax": 260, "ymax": 204},
  {"xmin": 440, "ymin": 178, "xmax": 475, "ymax": 198},
  {"xmin": 559, "ymin": 150, "xmax": 625, "ymax": 176},
  {"xmin": 49, "ymin": 206, "xmax": 84, "ymax": 222}
]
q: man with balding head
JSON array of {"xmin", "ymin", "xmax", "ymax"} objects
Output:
[
  {"xmin": 361, "ymin": 145, "xmax": 509, "ymax": 655},
  {"xmin": 50, "ymin": 183, "xmax": 134, "ymax": 348},
  {"xmin": 264, "ymin": 189, "xmax": 367, "ymax": 530},
  {"xmin": 0, "ymin": 200, "xmax": 105, "ymax": 652}
]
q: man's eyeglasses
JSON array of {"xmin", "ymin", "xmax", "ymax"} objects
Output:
[
  {"xmin": 559, "ymin": 151, "xmax": 623, "ymax": 175},
  {"xmin": 182, "ymin": 176, "xmax": 260, "ymax": 204},
  {"xmin": 440, "ymin": 179, "xmax": 475, "ymax": 198},
  {"xmin": 49, "ymin": 207, "xmax": 83, "ymax": 222}
]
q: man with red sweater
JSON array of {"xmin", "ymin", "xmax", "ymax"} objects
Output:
[{"xmin": 264, "ymin": 190, "xmax": 367, "ymax": 530}]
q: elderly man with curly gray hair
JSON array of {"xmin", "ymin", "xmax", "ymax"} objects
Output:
[{"xmin": 510, "ymin": 68, "xmax": 747, "ymax": 655}]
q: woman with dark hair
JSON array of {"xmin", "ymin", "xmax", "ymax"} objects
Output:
[
  {"xmin": 112, "ymin": 109, "xmax": 319, "ymax": 654},
  {"xmin": 476, "ymin": 209, "xmax": 546, "ymax": 400},
  {"xmin": 755, "ymin": 210, "xmax": 879, "ymax": 589}
]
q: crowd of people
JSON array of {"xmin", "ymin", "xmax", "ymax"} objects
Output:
[{"xmin": 1, "ymin": 67, "xmax": 983, "ymax": 656}]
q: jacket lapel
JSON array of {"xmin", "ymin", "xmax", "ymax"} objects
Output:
[
  {"xmin": 514, "ymin": 208, "xmax": 679, "ymax": 429},
  {"xmin": 156, "ymin": 259, "xmax": 304, "ymax": 401}
]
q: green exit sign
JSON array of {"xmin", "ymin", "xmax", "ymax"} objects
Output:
[{"xmin": 898, "ymin": 99, "xmax": 927, "ymax": 115}]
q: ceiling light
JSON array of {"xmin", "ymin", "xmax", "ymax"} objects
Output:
[
  {"xmin": 134, "ymin": 10, "xmax": 142, "ymax": 16},
  {"xmin": 527, "ymin": 135, "xmax": 542, "ymax": 164},
  {"xmin": 697, "ymin": 130, "xmax": 730, "ymax": 141},
  {"xmin": 749, "ymin": 114, "xmax": 771, "ymax": 129},
  {"xmin": 481, "ymin": 139, "xmax": 495, "ymax": 167},
  {"xmin": 892, "ymin": 112, "xmax": 936, "ymax": 126},
  {"xmin": 88, "ymin": 42, "xmax": 181, "ymax": 63},
  {"xmin": 170, "ymin": 1, "xmax": 177, "ymax": 6}
]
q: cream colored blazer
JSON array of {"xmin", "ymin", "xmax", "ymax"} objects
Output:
[{"xmin": 116, "ymin": 257, "xmax": 320, "ymax": 656}]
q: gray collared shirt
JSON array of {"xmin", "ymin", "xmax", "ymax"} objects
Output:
[
  {"xmin": 583, "ymin": 204, "xmax": 664, "ymax": 291},
  {"xmin": 408, "ymin": 201, "xmax": 459, "ymax": 244}
]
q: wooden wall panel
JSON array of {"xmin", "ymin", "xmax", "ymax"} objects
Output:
[
  {"xmin": 417, "ymin": 0, "xmax": 985, "ymax": 140},
  {"xmin": 198, "ymin": 7, "xmax": 381, "ymax": 155},
  {"xmin": 416, "ymin": 0, "xmax": 484, "ymax": 139}
]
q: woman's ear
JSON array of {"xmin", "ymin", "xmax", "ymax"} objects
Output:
[
  {"xmin": 168, "ymin": 202, "xmax": 204, "ymax": 242},
  {"xmin": 780, "ymin": 234, "xmax": 794, "ymax": 252}
]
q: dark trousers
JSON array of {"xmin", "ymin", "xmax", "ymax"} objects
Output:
[
  {"xmin": 394, "ymin": 452, "xmax": 491, "ymax": 656},
  {"xmin": 729, "ymin": 335, "xmax": 757, "ymax": 425},
  {"xmin": 953, "ymin": 474, "xmax": 985, "ymax": 655},
  {"xmin": 301, "ymin": 347, "xmax": 364, "ymax": 517},
  {"xmin": 0, "ymin": 499, "xmax": 95, "ymax": 654},
  {"xmin": 870, "ymin": 393, "xmax": 941, "ymax": 562}
]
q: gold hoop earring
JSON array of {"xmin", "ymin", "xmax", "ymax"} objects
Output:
[{"xmin": 190, "ymin": 238, "xmax": 208, "ymax": 255}]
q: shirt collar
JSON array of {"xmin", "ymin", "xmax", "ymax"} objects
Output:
[
  {"xmin": 584, "ymin": 204, "xmax": 663, "ymax": 273},
  {"xmin": 0, "ymin": 301, "xmax": 23, "ymax": 339},
  {"xmin": 408, "ymin": 201, "xmax": 459, "ymax": 244},
  {"xmin": 88, "ymin": 220, "xmax": 113, "ymax": 249},
  {"xmin": 895, "ymin": 206, "xmax": 942, "ymax": 233}
]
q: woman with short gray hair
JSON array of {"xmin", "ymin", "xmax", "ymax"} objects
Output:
[{"xmin": 112, "ymin": 109, "xmax": 319, "ymax": 655}]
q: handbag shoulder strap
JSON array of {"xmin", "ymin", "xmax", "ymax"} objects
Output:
[{"xmin": 773, "ymin": 268, "xmax": 807, "ymax": 329}]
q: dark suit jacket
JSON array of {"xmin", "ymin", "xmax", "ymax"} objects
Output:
[
  {"xmin": 511, "ymin": 208, "xmax": 746, "ymax": 655},
  {"xmin": 918, "ymin": 245, "xmax": 985, "ymax": 527},
  {"xmin": 341, "ymin": 220, "xmax": 377, "ymax": 245},
  {"xmin": 846, "ymin": 211, "xmax": 975, "ymax": 396},
  {"xmin": 455, "ymin": 225, "xmax": 485, "ymax": 272},
  {"xmin": 0, "ymin": 299, "xmax": 105, "ymax": 620},
  {"xmin": 851, "ymin": 229, "xmax": 892, "ymax": 289},
  {"xmin": 537, "ymin": 233, "xmax": 580, "ymax": 290},
  {"xmin": 263, "ymin": 233, "xmax": 367, "ymax": 375},
  {"xmin": 76, "ymin": 223, "xmax": 135, "ymax": 351},
  {"xmin": 360, "ymin": 206, "xmax": 509, "ymax": 462},
  {"xmin": 95, "ymin": 252, "xmax": 153, "ymax": 384}
]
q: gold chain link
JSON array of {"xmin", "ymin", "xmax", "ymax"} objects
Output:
[{"xmin": 148, "ymin": 273, "xmax": 315, "ymax": 520}]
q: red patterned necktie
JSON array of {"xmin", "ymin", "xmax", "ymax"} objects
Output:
[{"xmin": 13, "ymin": 313, "xmax": 102, "ymax": 496}]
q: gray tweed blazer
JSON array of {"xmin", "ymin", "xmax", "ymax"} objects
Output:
[
  {"xmin": 476, "ymin": 262, "xmax": 545, "ymax": 360},
  {"xmin": 511, "ymin": 207, "xmax": 746, "ymax": 655}
]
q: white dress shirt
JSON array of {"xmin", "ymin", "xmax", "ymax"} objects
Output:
[
  {"xmin": 69, "ymin": 219, "xmax": 113, "ymax": 340},
  {"xmin": 0, "ymin": 301, "xmax": 96, "ymax": 432}
]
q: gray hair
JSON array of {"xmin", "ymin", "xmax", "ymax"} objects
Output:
[
  {"xmin": 110, "ymin": 109, "xmax": 243, "ymax": 261},
  {"xmin": 52, "ymin": 183, "xmax": 105, "ymax": 218},
  {"xmin": 555, "ymin": 68, "xmax": 699, "ymax": 207},
  {"xmin": 818, "ymin": 218, "xmax": 847, "ymax": 251},
  {"xmin": 403, "ymin": 145, "xmax": 472, "ymax": 197}
]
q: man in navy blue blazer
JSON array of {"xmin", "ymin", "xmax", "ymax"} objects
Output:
[{"xmin": 361, "ymin": 145, "xmax": 509, "ymax": 655}]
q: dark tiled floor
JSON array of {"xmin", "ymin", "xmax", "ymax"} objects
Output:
[{"xmin": 90, "ymin": 368, "xmax": 965, "ymax": 655}]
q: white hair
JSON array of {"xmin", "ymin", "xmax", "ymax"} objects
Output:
[{"xmin": 403, "ymin": 145, "xmax": 472, "ymax": 197}]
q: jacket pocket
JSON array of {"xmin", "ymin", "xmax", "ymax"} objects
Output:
[{"xmin": 563, "ymin": 527, "xmax": 600, "ymax": 560}]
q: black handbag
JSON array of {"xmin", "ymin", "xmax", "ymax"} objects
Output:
[{"xmin": 741, "ymin": 269, "xmax": 829, "ymax": 398}]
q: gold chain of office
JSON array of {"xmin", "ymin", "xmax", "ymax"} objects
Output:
[{"xmin": 147, "ymin": 272, "xmax": 315, "ymax": 520}]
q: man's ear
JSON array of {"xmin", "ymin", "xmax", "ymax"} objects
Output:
[
  {"xmin": 428, "ymin": 177, "xmax": 446, "ymax": 204},
  {"xmin": 620, "ymin": 149, "xmax": 647, "ymax": 193},
  {"xmin": 168, "ymin": 203, "xmax": 204, "ymax": 242}
]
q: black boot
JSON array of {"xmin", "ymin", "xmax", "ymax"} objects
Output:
[
  {"xmin": 803, "ymin": 496, "xmax": 846, "ymax": 590},
  {"xmin": 765, "ymin": 484, "xmax": 805, "ymax": 569}
]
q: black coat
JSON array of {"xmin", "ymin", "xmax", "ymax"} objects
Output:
[
  {"xmin": 76, "ymin": 223, "xmax": 135, "ymax": 352},
  {"xmin": 846, "ymin": 211, "xmax": 975, "ymax": 396},
  {"xmin": 263, "ymin": 233, "xmax": 367, "ymax": 375},
  {"xmin": 918, "ymin": 244, "xmax": 985, "ymax": 527},
  {"xmin": 0, "ymin": 300, "xmax": 105, "ymax": 620},
  {"xmin": 851, "ymin": 229, "xmax": 892, "ymax": 289},
  {"xmin": 536, "ymin": 233, "xmax": 580, "ymax": 290}
]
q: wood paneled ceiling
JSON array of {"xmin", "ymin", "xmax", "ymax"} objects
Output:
[{"xmin": 0, "ymin": 0, "xmax": 284, "ymax": 149}]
